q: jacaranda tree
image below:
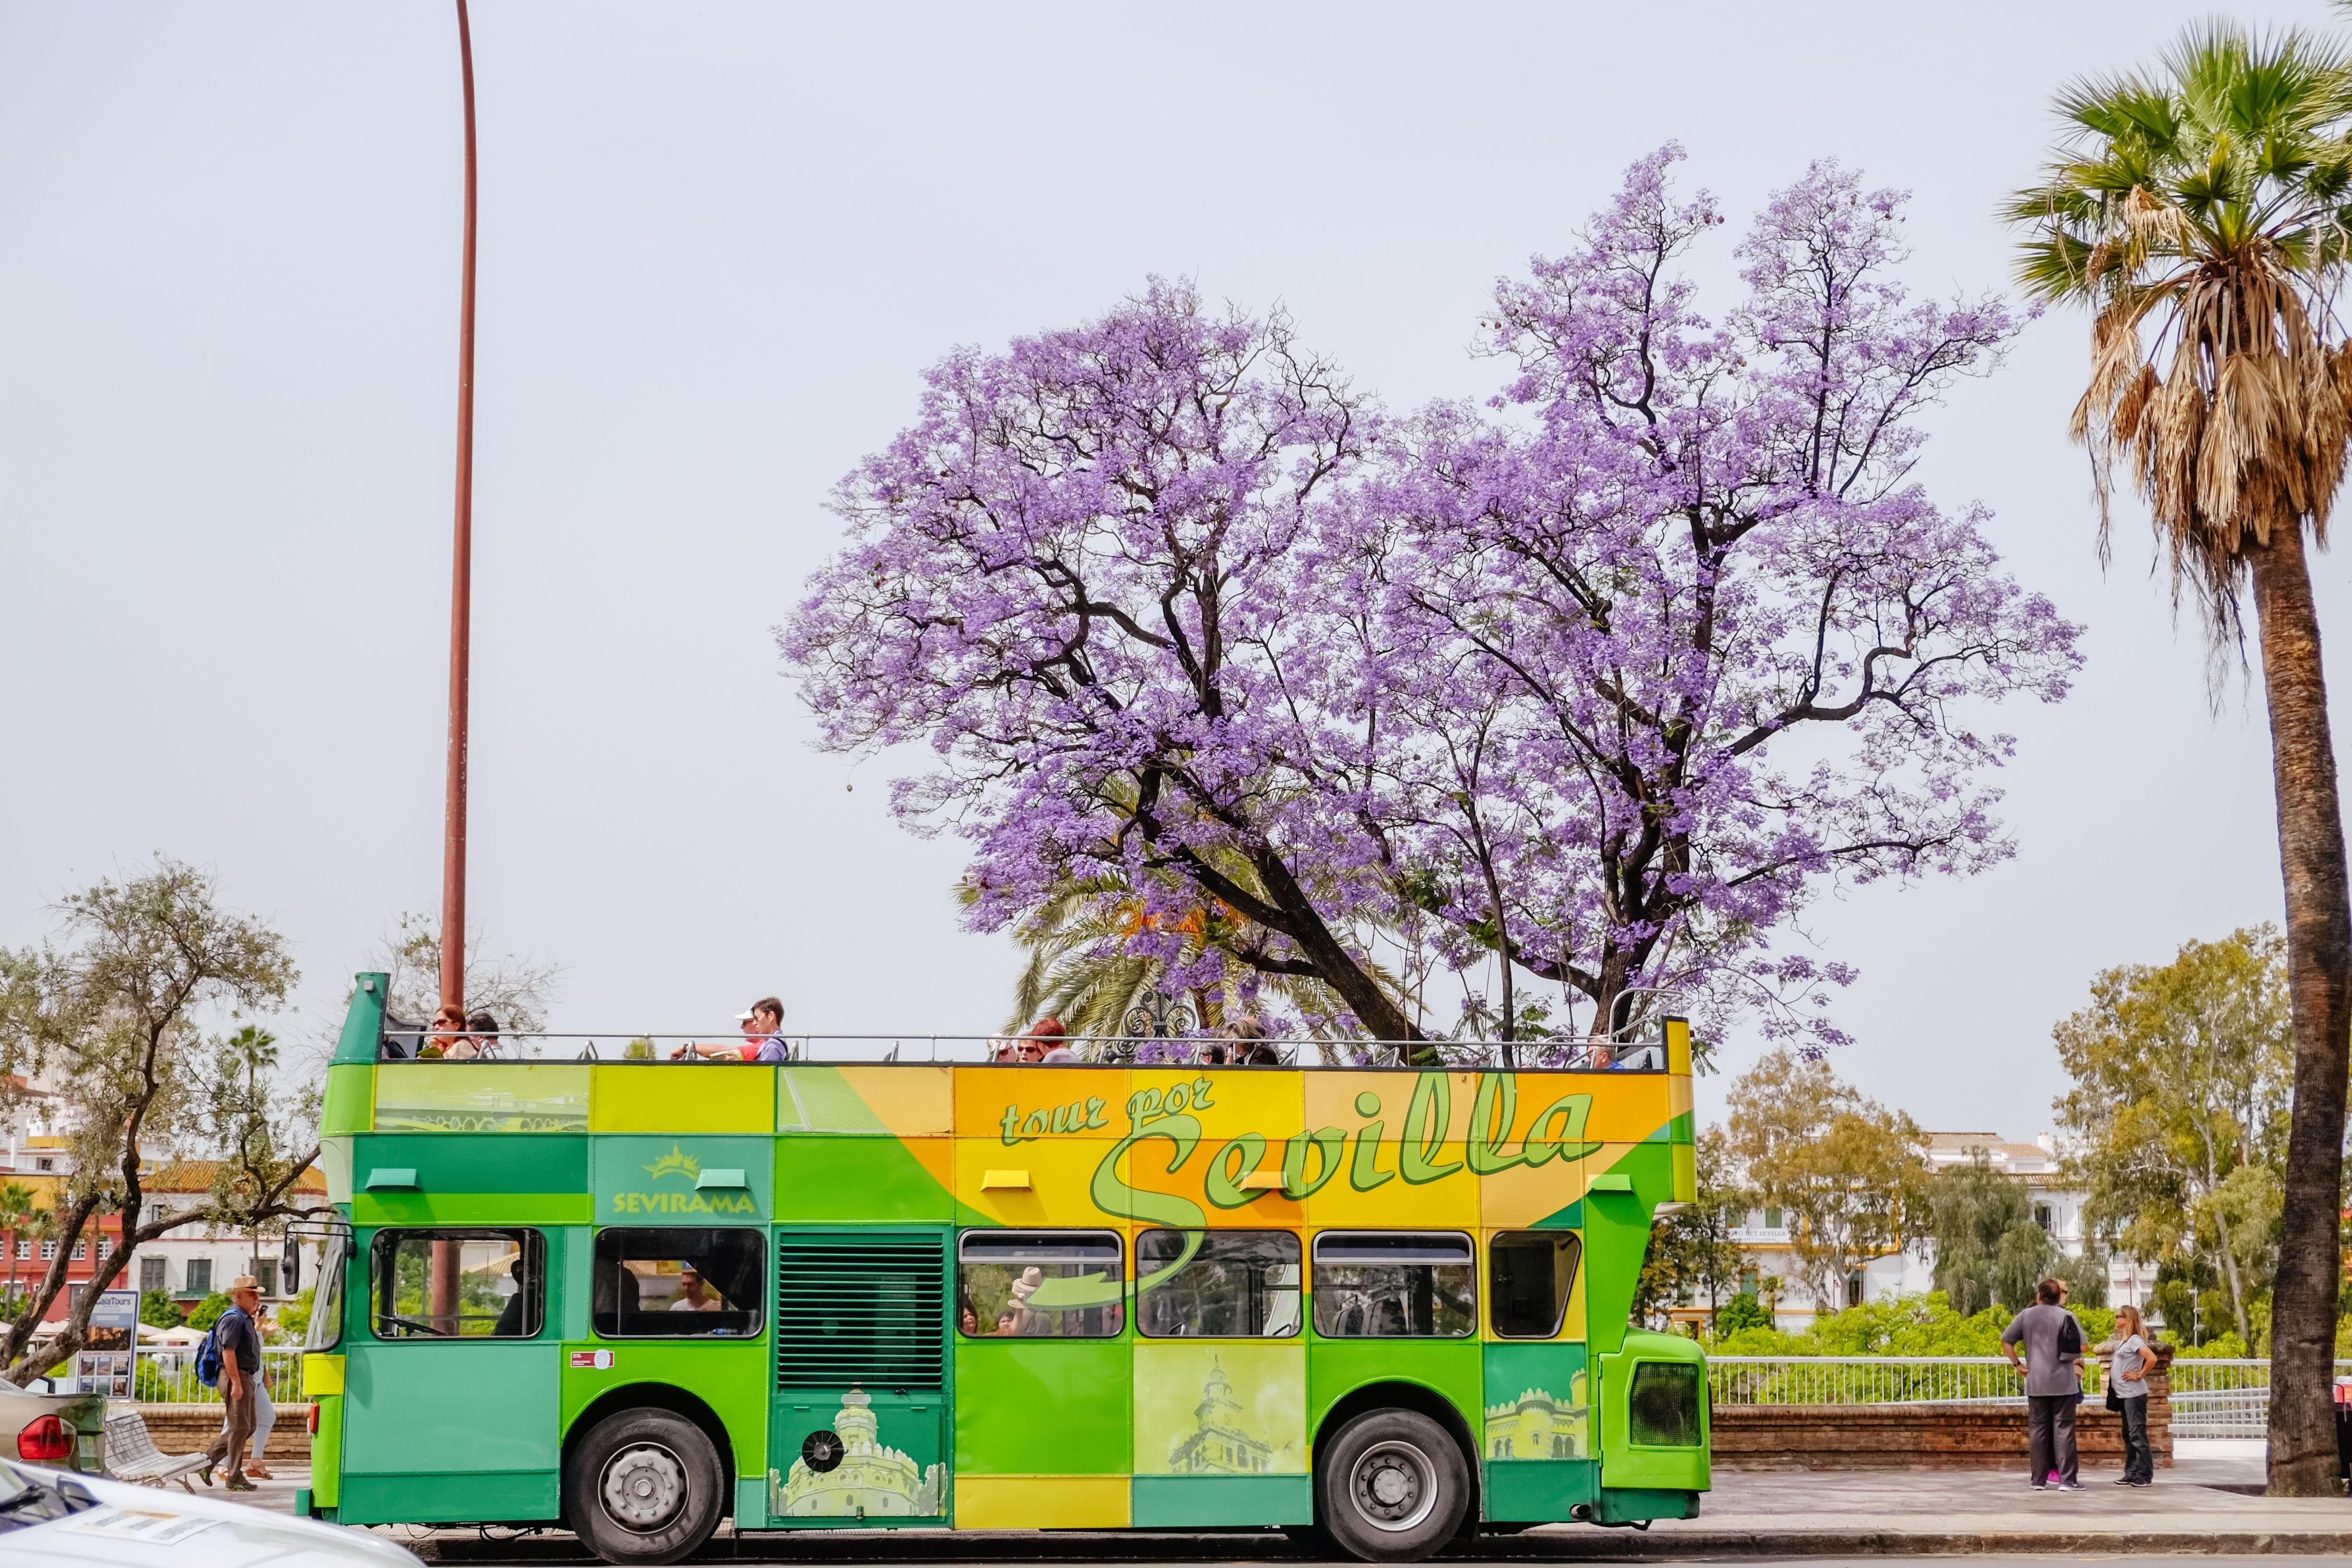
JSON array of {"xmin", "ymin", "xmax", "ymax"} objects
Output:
[
  {"xmin": 788, "ymin": 152, "xmax": 2081, "ymax": 1053},
  {"xmin": 1311, "ymin": 149, "xmax": 2082, "ymax": 1047}
]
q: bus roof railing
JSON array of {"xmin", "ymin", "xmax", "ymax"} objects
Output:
[{"xmin": 368, "ymin": 1029, "xmax": 1678, "ymax": 1072}]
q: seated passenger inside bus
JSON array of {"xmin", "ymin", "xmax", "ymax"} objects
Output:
[
  {"xmin": 958, "ymin": 1231, "xmax": 1123, "ymax": 1337},
  {"xmin": 590, "ymin": 1228, "xmax": 764, "ymax": 1337}
]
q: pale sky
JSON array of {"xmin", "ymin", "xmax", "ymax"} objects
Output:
[{"xmin": 2, "ymin": 1, "xmax": 2342, "ymax": 1138}]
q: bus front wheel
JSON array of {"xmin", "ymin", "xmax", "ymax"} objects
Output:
[
  {"xmin": 1315, "ymin": 1409, "xmax": 1470, "ymax": 1563},
  {"xmin": 564, "ymin": 1408, "xmax": 726, "ymax": 1566}
]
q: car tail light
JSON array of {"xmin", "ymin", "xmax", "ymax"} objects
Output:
[
  {"xmin": 307, "ymin": 1405, "xmax": 320, "ymax": 1436},
  {"xmin": 18, "ymin": 1415, "xmax": 72, "ymax": 1463}
]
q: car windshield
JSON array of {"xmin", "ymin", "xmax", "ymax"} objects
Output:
[{"xmin": 0, "ymin": 1460, "xmax": 96, "ymax": 1532}]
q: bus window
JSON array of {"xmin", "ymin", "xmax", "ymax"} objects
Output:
[
  {"xmin": 1628, "ymin": 1360, "xmax": 1703, "ymax": 1446},
  {"xmin": 1136, "ymin": 1230, "xmax": 1300, "ymax": 1338},
  {"xmin": 1310, "ymin": 1232, "xmax": 1475, "ymax": 1338},
  {"xmin": 1489, "ymin": 1230, "xmax": 1583, "ymax": 1338},
  {"xmin": 957, "ymin": 1230, "xmax": 1123, "ymax": 1338},
  {"xmin": 370, "ymin": 1228, "xmax": 544, "ymax": 1340},
  {"xmin": 592, "ymin": 1228, "xmax": 765, "ymax": 1338}
]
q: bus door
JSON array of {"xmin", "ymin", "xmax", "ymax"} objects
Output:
[
  {"xmin": 340, "ymin": 1225, "xmax": 563, "ymax": 1523},
  {"xmin": 1479, "ymin": 1229, "xmax": 1592, "ymax": 1521},
  {"xmin": 769, "ymin": 1227, "xmax": 952, "ymax": 1527},
  {"xmin": 951, "ymin": 1228, "xmax": 1131, "ymax": 1529}
]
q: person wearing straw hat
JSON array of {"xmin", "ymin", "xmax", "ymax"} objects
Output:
[{"xmin": 198, "ymin": 1275, "xmax": 264, "ymax": 1491}]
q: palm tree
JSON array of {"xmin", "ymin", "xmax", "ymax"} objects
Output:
[
  {"xmin": 2009, "ymin": 22, "xmax": 2352, "ymax": 1495},
  {"xmin": 0, "ymin": 1184, "xmax": 33, "ymax": 1313},
  {"xmin": 964, "ymin": 871, "xmax": 1400, "ymax": 1058}
]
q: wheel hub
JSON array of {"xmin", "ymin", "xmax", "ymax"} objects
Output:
[
  {"xmin": 1349, "ymin": 1439, "xmax": 1437, "ymax": 1533},
  {"xmin": 600, "ymin": 1442, "xmax": 686, "ymax": 1533}
]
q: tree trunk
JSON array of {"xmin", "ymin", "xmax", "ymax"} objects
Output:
[{"xmin": 2248, "ymin": 526, "xmax": 2352, "ymax": 1498}]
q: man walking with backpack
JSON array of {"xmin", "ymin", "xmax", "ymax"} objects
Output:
[
  {"xmin": 197, "ymin": 1274, "xmax": 265, "ymax": 1492},
  {"xmin": 2001, "ymin": 1276, "xmax": 2087, "ymax": 1492}
]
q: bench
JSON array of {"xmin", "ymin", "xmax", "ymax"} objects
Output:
[{"xmin": 103, "ymin": 1411, "xmax": 209, "ymax": 1490}]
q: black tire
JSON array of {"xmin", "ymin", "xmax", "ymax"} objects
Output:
[
  {"xmin": 1314, "ymin": 1409, "xmax": 1470, "ymax": 1563},
  {"xmin": 563, "ymin": 1408, "xmax": 726, "ymax": 1566}
]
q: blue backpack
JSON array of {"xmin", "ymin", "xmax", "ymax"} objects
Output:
[{"xmin": 193, "ymin": 1313, "xmax": 231, "ymax": 1388}]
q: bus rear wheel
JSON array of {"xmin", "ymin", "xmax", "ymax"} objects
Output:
[
  {"xmin": 1315, "ymin": 1409, "xmax": 1469, "ymax": 1563},
  {"xmin": 564, "ymin": 1408, "xmax": 725, "ymax": 1566}
]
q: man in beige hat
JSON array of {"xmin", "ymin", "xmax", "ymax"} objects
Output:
[{"xmin": 199, "ymin": 1274, "xmax": 264, "ymax": 1491}]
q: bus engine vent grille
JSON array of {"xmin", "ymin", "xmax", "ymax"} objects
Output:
[{"xmin": 776, "ymin": 1240, "xmax": 945, "ymax": 1390}]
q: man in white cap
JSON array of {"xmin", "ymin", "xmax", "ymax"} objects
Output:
[
  {"xmin": 670, "ymin": 997, "xmax": 789, "ymax": 1062},
  {"xmin": 199, "ymin": 1274, "xmax": 265, "ymax": 1491}
]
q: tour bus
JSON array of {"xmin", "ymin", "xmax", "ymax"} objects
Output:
[{"xmin": 294, "ymin": 976, "xmax": 1708, "ymax": 1565}]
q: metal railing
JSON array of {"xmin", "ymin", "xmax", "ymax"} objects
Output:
[
  {"xmin": 368, "ymin": 1029, "xmax": 1670, "ymax": 1072},
  {"xmin": 1710, "ymin": 1356, "xmax": 2051, "ymax": 1406},
  {"xmin": 130, "ymin": 1346, "xmax": 308, "ymax": 1406},
  {"xmin": 1710, "ymin": 1355, "xmax": 2350, "ymax": 1440}
]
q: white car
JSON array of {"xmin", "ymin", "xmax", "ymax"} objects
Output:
[{"xmin": 0, "ymin": 1457, "xmax": 419, "ymax": 1567}]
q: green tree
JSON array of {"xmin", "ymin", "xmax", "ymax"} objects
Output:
[
  {"xmin": 2009, "ymin": 24, "xmax": 2352, "ymax": 1494},
  {"xmin": 1924, "ymin": 1151, "xmax": 2055, "ymax": 1315},
  {"xmin": 1637, "ymin": 1127, "xmax": 1747, "ymax": 1324},
  {"xmin": 137, "ymin": 1290, "xmax": 184, "ymax": 1330},
  {"xmin": 184, "ymin": 1292, "xmax": 230, "ymax": 1330},
  {"xmin": 2054, "ymin": 928, "xmax": 2292, "ymax": 1346},
  {"xmin": 0, "ymin": 1184, "xmax": 33, "ymax": 1310},
  {"xmin": 1727, "ymin": 1048, "xmax": 1929, "ymax": 1314},
  {"xmin": 0, "ymin": 858, "xmax": 305, "ymax": 1383}
]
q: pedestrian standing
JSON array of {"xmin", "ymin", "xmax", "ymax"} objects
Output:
[
  {"xmin": 2001, "ymin": 1277, "xmax": 2087, "ymax": 1492},
  {"xmin": 241, "ymin": 1303, "xmax": 277, "ymax": 1480},
  {"xmin": 198, "ymin": 1275, "xmax": 265, "ymax": 1492},
  {"xmin": 2100, "ymin": 1303, "xmax": 2156, "ymax": 1486}
]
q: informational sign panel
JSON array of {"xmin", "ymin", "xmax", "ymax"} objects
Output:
[{"xmin": 74, "ymin": 1289, "xmax": 138, "ymax": 1397}]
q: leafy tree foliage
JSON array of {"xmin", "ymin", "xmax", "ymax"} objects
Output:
[
  {"xmin": 789, "ymin": 153, "xmax": 2078, "ymax": 1052},
  {"xmin": 1727, "ymin": 1047, "xmax": 1928, "ymax": 1312},
  {"xmin": 2055, "ymin": 926, "xmax": 2291, "ymax": 1345},
  {"xmin": 137, "ymin": 1290, "xmax": 184, "ymax": 1330},
  {"xmin": 0, "ymin": 859, "xmax": 307, "ymax": 1382},
  {"xmin": 1924, "ymin": 1151, "xmax": 2056, "ymax": 1315},
  {"xmin": 184, "ymin": 1291, "xmax": 230, "ymax": 1330},
  {"xmin": 1636, "ymin": 1127, "xmax": 1747, "ymax": 1323}
]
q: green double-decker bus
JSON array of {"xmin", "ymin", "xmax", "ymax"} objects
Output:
[{"xmin": 296, "ymin": 976, "xmax": 1708, "ymax": 1563}]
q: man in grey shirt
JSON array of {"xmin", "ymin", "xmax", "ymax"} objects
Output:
[{"xmin": 2001, "ymin": 1277, "xmax": 2085, "ymax": 1491}]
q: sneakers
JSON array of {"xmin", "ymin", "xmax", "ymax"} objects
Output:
[
  {"xmin": 196, "ymin": 1462, "xmax": 214, "ymax": 1488},
  {"xmin": 2054, "ymin": 1481, "xmax": 2087, "ymax": 1492},
  {"xmin": 223, "ymin": 1476, "xmax": 257, "ymax": 1493}
]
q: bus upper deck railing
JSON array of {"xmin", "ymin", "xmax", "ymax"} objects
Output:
[{"xmin": 369, "ymin": 1029, "xmax": 1676, "ymax": 1072}]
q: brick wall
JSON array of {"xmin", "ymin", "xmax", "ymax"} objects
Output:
[
  {"xmin": 1713, "ymin": 1376, "xmax": 2171, "ymax": 1471},
  {"xmin": 133, "ymin": 1403, "xmax": 312, "ymax": 1461}
]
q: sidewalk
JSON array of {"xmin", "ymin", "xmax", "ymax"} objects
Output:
[
  {"xmin": 206, "ymin": 1443, "xmax": 2352, "ymax": 1558},
  {"xmin": 1513, "ymin": 1441, "xmax": 2352, "ymax": 1556}
]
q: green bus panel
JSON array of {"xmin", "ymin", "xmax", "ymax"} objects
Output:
[
  {"xmin": 1482, "ymin": 1342, "xmax": 1590, "ymax": 1460},
  {"xmin": 955, "ymin": 1338, "xmax": 1131, "ymax": 1476},
  {"xmin": 1484, "ymin": 1458, "xmax": 1596, "ymax": 1520},
  {"xmin": 1130, "ymin": 1474, "xmax": 1311, "ymax": 1528},
  {"xmin": 340, "ymin": 1471, "xmax": 558, "ymax": 1524},
  {"xmin": 591, "ymin": 1134, "xmax": 772, "ymax": 1225},
  {"xmin": 340, "ymin": 1342, "xmax": 561, "ymax": 1522},
  {"xmin": 352, "ymin": 1133, "xmax": 588, "ymax": 1194},
  {"xmin": 560, "ymin": 1340, "xmax": 771, "ymax": 1479},
  {"xmin": 1304, "ymin": 1339, "xmax": 1481, "ymax": 1451},
  {"xmin": 1582, "ymin": 1144, "xmax": 1675, "ymax": 1357},
  {"xmin": 770, "ymin": 1387, "xmax": 947, "ymax": 1527},
  {"xmin": 775, "ymin": 1136, "xmax": 956, "ymax": 1222},
  {"xmin": 322, "ymin": 1065, "xmax": 374, "ymax": 1137}
]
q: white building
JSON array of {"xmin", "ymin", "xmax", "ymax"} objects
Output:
[{"xmin": 1719, "ymin": 1129, "xmax": 2152, "ymax": 1329}]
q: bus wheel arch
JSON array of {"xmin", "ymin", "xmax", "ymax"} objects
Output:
[
  {"xmin": 1311, "ymin": 1381, "xmax": 1478, "ymax": 1561},
  {"xmin": 562, "ymin": 1385, "xmax": 736, "ymax": 1565}
]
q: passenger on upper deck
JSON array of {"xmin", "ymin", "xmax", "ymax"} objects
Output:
[
  {"xmin": 1016, "ymin": 1017, "xmax": 1066, "ymax": 1064},
  {"xmin": 670, "ymin": 997, "xmax": 790, "ymax": 1062},
  {"xmin": 416, "ymin": 1004, "xmax": 467, "ymax": 1059}
]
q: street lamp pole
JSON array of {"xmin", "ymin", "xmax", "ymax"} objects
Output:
[{"xmin": 440, "ymin": 0, "xmax": 480, "ymax": 1017}]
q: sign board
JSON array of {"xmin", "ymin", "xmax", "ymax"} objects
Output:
[{"xmin": 74, "ymin": 1290, "xmax": 139, "ymax": 1396}]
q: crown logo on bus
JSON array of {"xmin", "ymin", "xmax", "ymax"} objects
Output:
[{"xmin": 644, "ymin": 1145, "xmax": 701, "ymax": 1184}]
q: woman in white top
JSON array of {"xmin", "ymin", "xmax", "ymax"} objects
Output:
[{"xmin": 2100, "ymin": 1304, "xmax": 2155, "ymax": 1485}]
